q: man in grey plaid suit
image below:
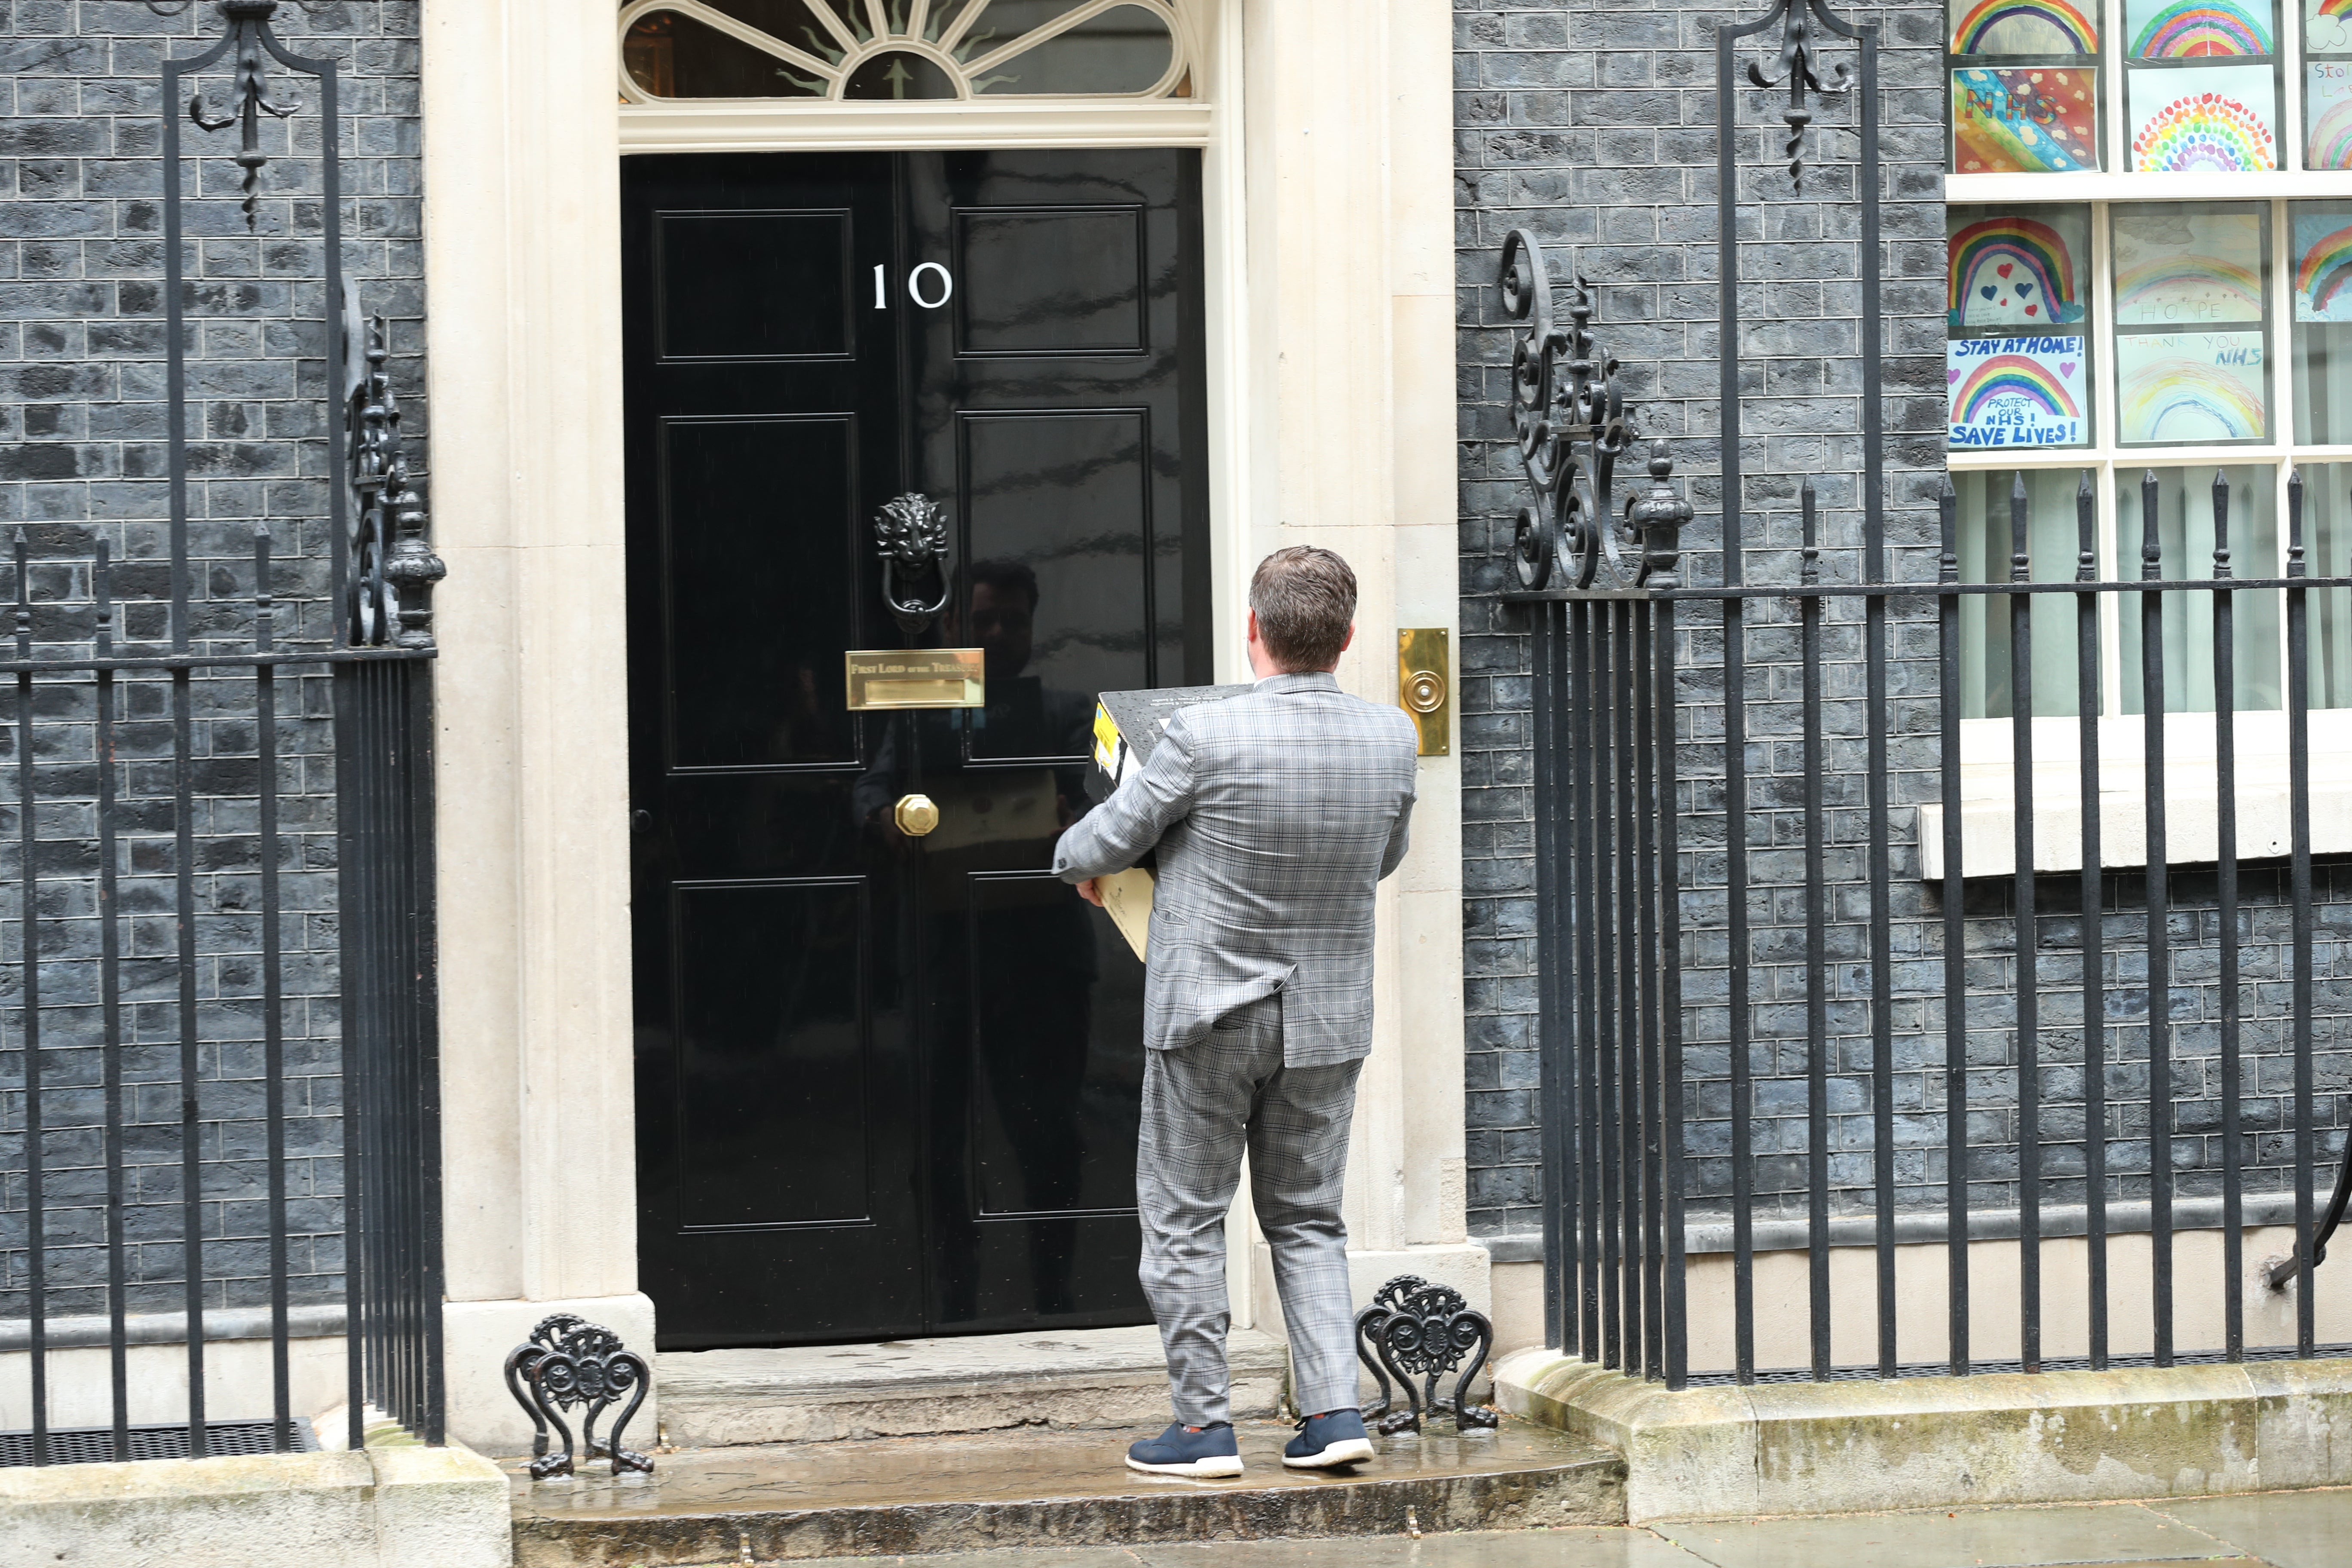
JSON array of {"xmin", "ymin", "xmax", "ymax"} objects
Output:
[{"xmin": 1053, "ymin": 546, "xmax": 1418, "ymax": 1478}]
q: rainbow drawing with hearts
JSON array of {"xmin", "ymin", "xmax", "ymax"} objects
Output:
[
  {"xmin": 1948, "ymin": 337, "xmax": 2086, "ymax": 447},
  {"xmin": 2295, "ymin": 223, "xmax": 2352, "ymax": 319},
  {"xmin": 1951, "ymin": 0, "xmax": 2099, "ymax": 52},
  {"xmin": 2129, "ymin": 0, "xmax": 2272, "ymax": 56},
  {"xmin": 2131, "ymin": 89, "xmax": 2277, "ymax": 169},
  {"xmin": 1947, "ymin": 217, "xmax": 2085, "ymax": 330}
]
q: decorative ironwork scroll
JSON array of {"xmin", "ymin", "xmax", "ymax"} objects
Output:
[
  {"xmin": 345, "ymin": 292, "xmax": 444, "ymax": 651},
  {"xmin": 1354, "ymin": 1275, "xmax": 1499, "ymax": 1436},
  {"xmin": 148, "ymin": 1, "xmax": 337, "ymax": 230},
  {"xmin": 1498, "ymin": 229, "xmax": 1687, "ymax": 593},
  {"xmin": 505, "ymin": 1314, "xmax": 654, "ymax": 1479},
  {"xmin": 1741, "ymin": 0, "xmax": 1853, "ymax": 188},
  {"xmin": 876, "ymin": 492, "xmax": 952, "ymax": 637}
]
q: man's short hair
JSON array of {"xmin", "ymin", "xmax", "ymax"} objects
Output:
[{"xmin": 1249, "ymin": 546, "xmax": 1357, "ymax": 671}]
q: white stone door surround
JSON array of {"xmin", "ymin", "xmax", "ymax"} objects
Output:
[{"xmin": 417, "ymin": 0, "xmax": 1472, "ymax": 1452}]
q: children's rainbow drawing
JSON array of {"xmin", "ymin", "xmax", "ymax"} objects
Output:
[
  {"xmin": 1951, "ymin": 0, "xmax": 2099, "ymax": 52},
  {"xmin": 1953, "ymin": 68, "xmax": 2098, "ymax": 172},
  {"xmin": 1948, "ymin": 216, "xmax": 2086, "ymax": 329},
  {"xmin": 1947, "ymin": 337, "xmax": 2086, "ymax": 448},
  {"xmin": 2309, "ymin": 65, "xmax": 2352, "ymax": 169},
  {"xmin": 2116, "ymin": 333, "xmax": 2266, "ymax": 442},
  {"xmin": 2128, "ymin": 72, "xmax": 2278, "ymax": 169},
  {"xmin": 2112, "ymin": 212, "xmax": 2263, "ymax": 324},
  {"xmin": 2294, "ymin": 220, "xmax": 2352, "ymax": 320},
  {"xmin": 2310, "ymin": 98, "xmax": 2352, "ymax": 168},
  {"xmin": 2128, "ymin": 0, "xmax": 2273, "ymax": 56},
  {"xmin": 1955, "ymin": 355, "xmax": 2082, "ymax": 420},
  {"xmin": 2312, "ymin": 0, "xmax": 2352, "ymax": 50}
]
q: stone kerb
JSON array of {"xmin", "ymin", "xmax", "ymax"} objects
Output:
[
  {"xmin": 1494, "ymin": 1345, "xmax": 2352, "ymax": 1522},
  {"xmin": 0, "ymin": 1440, "xmax": 511, "ymax": 1568}
]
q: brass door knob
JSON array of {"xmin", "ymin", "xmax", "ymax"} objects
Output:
[
  {"xmin": 894, "ymin": 793, "xmax": 940, "ymax": 836},
  {"xmin": 1404, "ymin": 668, "xmax": 1447, "ymax": 714}
]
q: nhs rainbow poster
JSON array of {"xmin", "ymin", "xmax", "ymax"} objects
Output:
[
  {"xmin": 2115, "ymin": 332, "xmax": 2267, "ymax": 442},
  {"xmin": 1948, "ymin": 337, "xmax": 2087, "ymax": 448},
  {"xmin": 1953, "ymin": 67, "xmax": 2098, "ymax": 172}
]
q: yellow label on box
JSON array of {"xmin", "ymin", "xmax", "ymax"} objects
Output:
[
  {"xmin": 1092, "ymin": 703, "xmax": 1123, "ymax": 773},
  {"xmin": 845, "ymin": 648, "xmax": 986, "ymax": 710}
]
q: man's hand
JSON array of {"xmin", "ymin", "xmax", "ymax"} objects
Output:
[{"xmin": 1075, "ymin": 877, "xmax": 1105, "ymax": 908}]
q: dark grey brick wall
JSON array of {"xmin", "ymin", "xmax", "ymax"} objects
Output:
[
  {"xmin": 0, "ymin": 0, "xmax": 423, "ymax": 1318},
  {"xmin": 1455, "ymin": 0, "xmax": 2352, "ymax": 1250}
]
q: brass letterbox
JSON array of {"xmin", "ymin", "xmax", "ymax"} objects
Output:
[{"xmin": 844, "ymin": 648, "xmax": 985, "ymax": 711}]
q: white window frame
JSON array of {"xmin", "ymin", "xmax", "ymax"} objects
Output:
[{"xmin": 1931, "ymin": 0, "xmax": 2352, "ymax": 875}]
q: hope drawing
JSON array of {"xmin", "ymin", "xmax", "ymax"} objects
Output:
[{"xmin": 2113, "ymin": 210, "xmax": 2263, "ymax": 326}]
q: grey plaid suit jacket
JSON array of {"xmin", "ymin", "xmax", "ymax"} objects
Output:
[{"xmin": 1051, "ymin": 671, "xmax": 1419, "ymax": 1068}]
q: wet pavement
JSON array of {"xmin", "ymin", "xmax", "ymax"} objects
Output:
[
  {"xmin": 508, "ymin": 1418, "xmax": 1624, "ymax": 1565},
  {"xmin": 822, "ymin": 1486, "xmax": 2352, "ymax": 1568}
]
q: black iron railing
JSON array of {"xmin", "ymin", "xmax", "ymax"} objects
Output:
[
  {"xmin": 1504, "ymin": 0, "xmax": 2352, "ymax": 1391},
  {"xmin": 2, "ymin": 0, "xmax": 444, "ymax": 1464}
]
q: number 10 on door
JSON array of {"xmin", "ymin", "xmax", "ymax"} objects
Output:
[{"xmin": 874, "ymin": 264, "xmax": 953, "ymax": 309}]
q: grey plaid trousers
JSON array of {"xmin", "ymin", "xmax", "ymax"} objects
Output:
[{"xmin": 1136, "ymin": 993, "xmax": 1363, "ymax": 1425}]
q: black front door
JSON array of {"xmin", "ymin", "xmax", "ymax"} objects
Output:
[{"xmin": 623, "ymin": 150, "xmax": 1210, "ymax": 1349}]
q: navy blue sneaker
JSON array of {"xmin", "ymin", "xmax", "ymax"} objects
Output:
[
  {"xmin": 1282, "ymin": 1408, "xmax": 1375, "ymax": 1469},
  {"xmin": 1125, "ymin": 1420, "xmax": 1244, "ymax": 1478}
]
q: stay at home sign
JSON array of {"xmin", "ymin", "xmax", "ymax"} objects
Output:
[{"xmin": 1947, "ymin": 334, "xmax": 2087, "ymax": 448}]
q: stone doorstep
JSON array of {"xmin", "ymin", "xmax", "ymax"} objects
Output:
[
  {"xmin": 505, "ymin": 1417, "xmax": 1625, "ymax": 1566},
  {"xmin": 1495, "ymin": 1346, "xmax": 2352, "ymax": 1525},
  {"xmin": 655, "ymin": 1324, "xmax": 1289, "ymax": 1449}
]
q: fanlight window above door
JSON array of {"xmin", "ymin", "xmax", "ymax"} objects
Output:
[{"xmin": 618, "ymin": 0, "xmax": 1193, "ymax": 101}]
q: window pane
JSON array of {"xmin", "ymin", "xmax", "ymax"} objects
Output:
[
  {"xmin": 2291, "ymin": 203, "xmax": 2352, "ymax": 441},
  {"xmin": 1952, "ymin": 68, "xmax": 2104, "ymax": 171},
  {"xmin": 704, "ymin": 0, "xmax": 859, "ymax": 60},
  {"xmin": 973, "ymin": 5, "xmax": 1175, "ymax": 94},
  {"xmin": 2298, "ymin": 463, "xmax": 2352, "ymax": 707},
  {"xmin": 1948, "ymin": 205, "xmax": 2094, "ymax": 452},
  {"xmin": 1954, "ymin": 469, "xmax": 2097, "ymax": 719},
  {"xmin": 2111, "ymin": 204, "xmax": 2273, "ymax": 446},
  {"xmin": 2123, "ymin": 0, "xmax": 2282, "ymax": 171},
  {"xmin": 951, "ymin": 0, "xmax": 1087, "ymax": 62},
  {"xmin": 624, "ymin": 11, "xmax": 830, "ymax": 98},
  {"xmin": 2116, "ymin": 466, "xmax": 2282, "ymax": 713},
  {"xmin": 842, "ymin": 49, "xmax": 959, "ymax": 97},
  {"xmin": 2309, "ymin": 0, "xmax": 2352, "ymax": 167},
  {"xmin": 1949, "ymin": 0, "xmax": 2102, "ymax": 172}
]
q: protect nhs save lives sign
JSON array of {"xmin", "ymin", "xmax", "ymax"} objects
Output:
[{"xmin": 1948, "ymin": 335, "xmax": 2086, "ymax": 448}]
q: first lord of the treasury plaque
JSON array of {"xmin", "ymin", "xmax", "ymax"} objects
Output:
[{"xmin": 843, "ymin": 648, "xmax": 986, "ymax": 711}]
